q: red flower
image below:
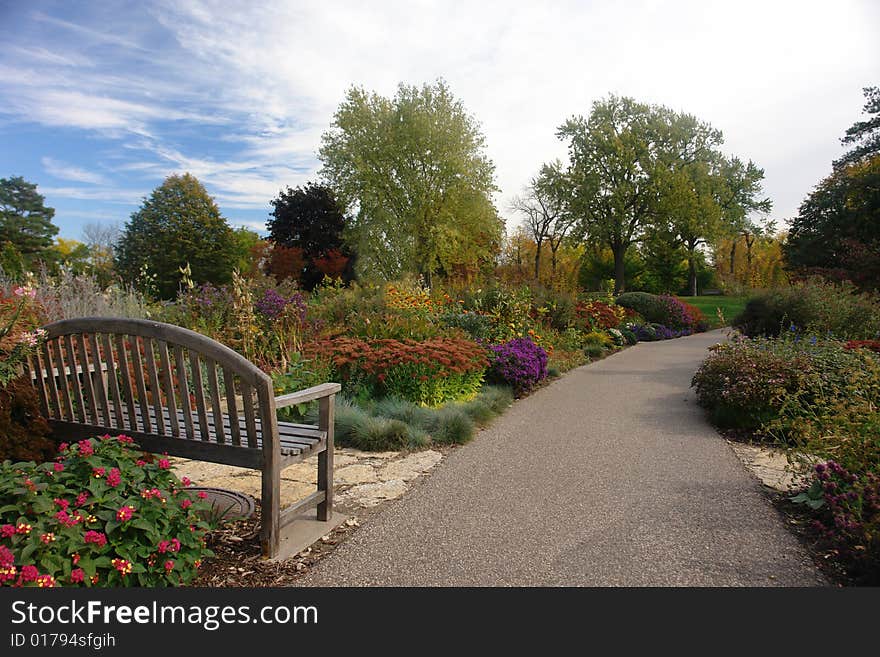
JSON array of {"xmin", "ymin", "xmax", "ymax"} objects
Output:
[
  {"xmin": 92, "ymin": 467, "xmax": 105, "ymax": 478},
  {"xmin": 106, "ymin": 468, "xmax": 121, "ymax": 488},
  {"xmin": 157, "ymin": 540, "xmax": 170, "ymax": 553},
  {"xmin": 16, "ymin": 522, "xmax": 32, "ymax": 535},
  {"xmin": 180, "ymin": 499, "xmax": 192, "ymax": 510},
  {"xmin": 53, "ymin": 498, "xmax": 69, "ymax": 510},
  {"xmin": 111, "ymin": 558, "xmax": 132, "ymax": 576},
  {"xmin": 164, "ymin": 560, "xmax": 175, "ymax": 572},
  {"xmin": 116, "ymin": 506, "xmax": 135, "ymax": 522},
  {"xmin": 77, "ymin": 440, "xmax": 94, "ymax": 456},
  {"xmin": 181, "ymin": 477, "xmax": 192, "ymax": 487},
  {"xmin": 170, "ymin": 538, "xmax": 181, "ymax": 552},
  {"xmin": 0, "ymin": 525, "xmax": 15, "ymax": 538},
  {"xmin": 116, "ymin": 434, "xmax": 134, "ymax": 444},
  {"xmin": 0, "ymin": 545, "xmax": 13, "ymax": 568},
  {"xmin": 70, "ymin": 568, "xmax": 85, "ymax": 583},
  {"xmin": 53, "ymin": 462, "xmax": 64, "ymax": 472},
  {"xmin": 72, "ymin": 553, "xmax": 81, "ymax": 565},
  {"xmin": 75, "ymin": 492, "xmax": 89, "ymax": 506},
  {"xmin": 158, "ymin": 459, "xmax": 171, "ymax": 470},
  {"xmin": 58, "ymin": 442, "xmax": 69, "ymax": 451},
  {"xmin": 83, "ymin": 531, "xmax": 107, "ymax": 547},
  {"xmin": 19, "ymin": 565, "xmax": 38, "ymax": 582},
  {"xmin": 197, "ymin": 491, "xmax": 208, "ymax": 499}
]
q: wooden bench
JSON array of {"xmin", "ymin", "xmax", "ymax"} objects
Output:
[{"xmin": 23, "ymin": 317, "xmax": 340, "ymax": 559}]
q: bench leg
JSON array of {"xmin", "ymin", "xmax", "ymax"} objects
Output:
[
  {"xmin": 261, "ymin": 460, "xmax": 281, "ymax": 559},
  {"xmin": 317, "ymin": 395, "xmax": 335, "ymax": 522}
]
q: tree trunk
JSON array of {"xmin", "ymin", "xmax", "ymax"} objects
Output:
[
  {"xmin": 613, "ymin": 245, "xmax": 626, "ymax": 295},
  {"xmin": 729, "ymin": 239, "xmax": 736, "ymax": 276},
  {"xmin": 744, "ymin": 234, "xmax": 755, "ymax": 283},
  {"xmin": 550, "ymin": 247, "xmax": 558, "ymax": 278},
  {"xmin": 533, "ymin": 239, "xmax": 542, "ymax": 282},
  {"xmin": 688, "ymin": 247, "xmax": 698, "ymax": 297}
]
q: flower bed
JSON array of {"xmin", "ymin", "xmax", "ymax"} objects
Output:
[
  {"xmin": 486, "ymin": 336, "xmax": 548, "ymax": 397},
  {"xmin": 304, "ymin": 337, "xmax": 488, "ymax": 406},
  {"xmin": 0, "ymin": 435, "xmax": 214, "ymax": 587}
]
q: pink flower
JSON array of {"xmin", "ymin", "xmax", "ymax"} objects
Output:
[
  {"xmin": 116, "ymin": 434, "xmax": 134, "ymax": 444},
  {"xmin": 106, "ymin": 468, "xmax": 121, "ymax": 488},
  {"xmin": 92, "ymin": 467, "xmax": 105, "ymax": 478},
  {"xmin": 58, "ymin": 442, "xmax": 69, "ymax": 451},
  {"xmin": 181, "ymin": 477, "xmax": 192, "ymax": 487},
  {"xmin": 0, "ymin": 525, "xmax": 15, "ymax": 538},
  {"xmin": 54, "ymin": 498, "xmax": 69, "ymax": 510},
  {"xmin": 170, "ymin": 538, "xmax": 181, "ymax": 553},
  {"xmin": 54, "ymin": 511, "xmax": 80, "ymax": 527},
  {"xmin": 180, "ymin": 499, "xmax": 192, "ymax": 510},
  {"xmin": 164, "ymin": 560, "xmax": 174, "ymax": 572},
  {"xmin": 158, "ymin": 459, "xmax": 171, "ymax": 470},
  {"xmin": 157, "ymin": 540, "xmax": 170, "ymax": 554},
  {"xmin": 19, "ymin": 565, "xmax": 38, "ymax": 582},
  {"xmin": 197, "ymin": 491, "xmax": 208, "ymax": 499},
  {"xmin": 77, "ymin": 440, "xmax": 94, "ymax": 456},
  {"xmin": 136, "ymin": 459, "xmax": 147, "ymax": 467},
  {"xmin": 116, "ymin": 505, "xmax": 135, "ymax": 522},
  {"xmin": 53, "ymin": 462, "xmax": 64, "ymax": 472},
  {"xmin": 71, "ymin": 553, "xmax": 81, "ymax": 565},
  {"xmin": 70, "ymin": 568, "xmax": 85, "ymax": 583},
  {"xmin": 0, "ymin": 545, "xmax": 13, "ymax": 568},
  {"xmin": 111, "ymin": 558, "xmax": 132, "ymax": 575},
  {"xmin": 12, "ymin": 286, "xmax": 35, "ymax": 298},
  {"xmin": 83, "ymin": 531, "xmax": 107, "ymax": 547},
  {"xmin": 75, "ymin": 492, "xmax": 89, "ymax": 506}
]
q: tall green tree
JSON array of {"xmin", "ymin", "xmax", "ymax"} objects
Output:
[
  {"xmin": 319, "ymin": 80, "xmax": 501, "ymax": 283},
  {"xmin": 834, "ymin": 86, "xmax": 879, "ymax": 169},
  {"xmin": 115, "ymin": 173, "xmax": 236, "ymax": 299},
  {"xmin": 0, "ymin": 176, "xmax": 58, "ymax": 268}
]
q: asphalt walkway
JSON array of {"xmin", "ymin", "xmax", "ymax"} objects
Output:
[{"xmin": 299, "ymin": 329, "xmax": 826, "ymax": 586}]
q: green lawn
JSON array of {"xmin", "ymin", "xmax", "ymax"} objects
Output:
[{"xmin": 678, "ymin": 295, "xmax": 747, "ymax": 327}]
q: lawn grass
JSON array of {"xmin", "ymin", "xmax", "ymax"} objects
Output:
[{"xmin": 678, "ymin": 295, "xmax": 747, "ymax": 327}]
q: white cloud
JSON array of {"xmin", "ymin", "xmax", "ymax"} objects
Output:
[
  {"xmin": 3, "ymin": 0, "xmax": 879, "ymax": 225},
  {"xmin": 40, "ymin": 186, "xmax": 148, "ymax": 204},
  {"xmin": 41, "ymin": 157, "xmax": 106, "ymax": 185}
]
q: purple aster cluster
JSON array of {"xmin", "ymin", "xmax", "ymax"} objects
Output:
[
  {"xmin": 487, "ymin": 336, "xmax": 548, "ymax": 397},
  {"xmin": 255, "ymin": 289, "xmax": 307, "ymax": 322}
]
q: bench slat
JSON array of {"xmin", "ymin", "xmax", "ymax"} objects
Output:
[
  {"xmin": 115, "ymin": 335, "xmax": 138, "ymax": 432},
  {"xmin": 189, "ymin": 351, "xmax": 210, "ymax": 441},
  {"xmin": 75, "ymin": 334, "xmax": 98, "ymax": 424},
  {"xmin": 41, "ymin": 341, "xmax": 62, "ymax": 418},
  {"xmin": 51, "ymin": 338, "xmax": 75, "ymax": 421},
  {"xmin": 206, "ymin": 359, "xmax": 224, "ymax": 445},
  {"xmin": 175, "ymin": 345, "xmax": 195, "ymax": 440},
  {"xmin": 88, "ymin": 333, "xmax": 112, "ymax": 427},
  {"xmin": 25, "ymin": 355, "xmax": 50, "ymax": 417},
  {"xmin": 142, "ymin": 338, "xmax": 165, "ymax": 435},
  {"xmin": 241, "ymin": 381, "xmax": 258, "ymax": 449},
  {"xmin": 157, "ymin": 340, "xmax": 180, "ymax": 438},
  {"xmin": 64, "ymin": 335, "xmax": 86, "ymax": 423},
  {"xmin": 223, "ymin": 367, "xmax": 242, "ymax": 447},
  {"xmin": 101, "ymin": 334, "xmax": 125, "ymax": 428},
  {"xmin": 130, "ymin": 336, "xmax": 151, "ymax": 433}
]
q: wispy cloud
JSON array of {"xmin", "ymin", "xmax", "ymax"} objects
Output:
[
  {"xmin": 41, "ymin": 157, "xmax": 106, "ymax": 185},
  {"xmin": 40, "ymin": 186, "xmax": 148, "ymax": 204}
]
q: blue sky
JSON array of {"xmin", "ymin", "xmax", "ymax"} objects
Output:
[{"xmin": 1, "ymin": 0, "xmax": 878, "ymax": 241}]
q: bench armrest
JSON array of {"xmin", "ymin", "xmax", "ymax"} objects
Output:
[{"xmin": 274, "ymin": 382, "xmax": 342, "ymax": 408}]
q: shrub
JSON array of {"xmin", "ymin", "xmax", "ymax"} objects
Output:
[
  {"xmin": 486, "ymin": 337, "xmax": 548, "ymax": 397},
  {"xmin": 692, "ymin": 336, "xmax": 877, "ymax": 433},
  {"xmin": 305, "ymin": 337, "xmax": 488, "ymax": 406},
  {"xmin": 0, "ymin": 379, "xmax": 55, "ymax": 463},
  {"xmin": 616, "ymin": 292, "xmax": 704, "ymax": 332},
  {"xmin": 619, "ymin": 328, "xmax": 638, "ymax": 345},
  {"xmin": 429, "ymin": 406, "xmax": 475, "ymax": 444},
  {"xmin": 575, "ymin": 300, "xmax": 625, "ymax": 330},
  {"xmin": 0, "ymin": 435, "xmax": 214, "ymax": 587},
  {"xmin": 582, "ymin": 331, "xmax": 612, "ymax": 348},
  {"xmin": 733, "ymin": 278, "xmax": 880, "ymax": 339},
  {"xmin": 548, "ymin": 349, "xmax": 588, "ymax": 373},
  {"xmin": 797, "ymin": 462, "xmax": 880, "ymax": 584},
  {"xmin": 1, "ymin": 286, "xmax": 48, "ymax": 388},
  {"xmin": 439, "ymin": 311, "xmax": 493, "ymax": 341},
  {"xmin": 583, "ymin": 344, "xmax": 604, "ymax": 359}
]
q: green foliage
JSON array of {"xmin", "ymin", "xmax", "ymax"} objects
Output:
[
  {"xmin": 615, "ymin": 292, "xmax": 666, "ymax": 322},
  {"xmin": 834, "ymin": 86, "xmax": 880, "ymax": 169},
  {"xmin": 583, "ymin": 343, "xmax": 605, "ymax": 359},
  {"xmin": 0, "ymin": 435, "xmax": 214, "ymax": 587},
  {"xmin": 439, "ymin": 311, "xmax": 493, "ymax": 341},
  {"xmin": 319, "ymin": 79, "xmax": 502, "ymax": 281},
  {"xmin": 733, "ymin": 278, "xmax": 880, "ymax": 339},
  {"xmin": 0, "ymin": 177, "xmax": 58, "ymax": 269},
  {"xmin": 115, "ymin": 174, "xmax": 237, "ymax": 299}
]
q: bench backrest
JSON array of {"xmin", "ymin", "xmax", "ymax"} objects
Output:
[{"xmin": 26, "ymin": 318, "xmax": 280, "ymax": 464}]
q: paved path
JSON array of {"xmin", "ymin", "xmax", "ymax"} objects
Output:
[{"xmin": 299, "ymin": 330, "xmax": 826, "ymax": 586}]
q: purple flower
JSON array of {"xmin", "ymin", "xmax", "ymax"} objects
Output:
[
  {"xmin": 255, "ymin": 289, "xmax": 307, "ymax": 322},
  {"xmin": 487, "ymin": 337, "xmax": 548, "ymax": 396}
]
